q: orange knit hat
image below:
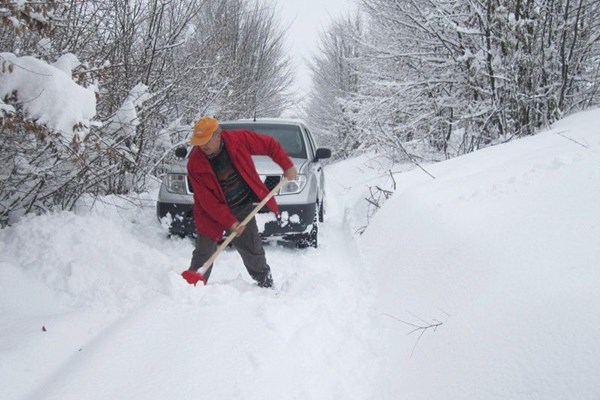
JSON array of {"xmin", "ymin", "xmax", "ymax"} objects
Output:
[{"xmin": 191, "ymin": 116, "xmax": 219, "ymax": 146}]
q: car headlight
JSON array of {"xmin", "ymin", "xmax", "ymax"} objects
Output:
[
  {"xmin": 166, "ymin": 173, "xmax": 188, "ymax": 194},
  {"xmin": 280, "ymin": 174, "xmax": 307, "ymax": 195}
]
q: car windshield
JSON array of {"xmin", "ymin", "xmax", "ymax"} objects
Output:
[{"xmin": 221, "ymin": 123, "xmax": 306, "ymax": 158}]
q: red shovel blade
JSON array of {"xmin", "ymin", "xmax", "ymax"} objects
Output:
[{"xmin": 181, "ymin": 270, "xmax": 206, "ymax": 286}]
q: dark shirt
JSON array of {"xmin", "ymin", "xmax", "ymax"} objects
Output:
[{"xmin": 209, "ymin": 145, "xmax": 254, "ymax": 207}]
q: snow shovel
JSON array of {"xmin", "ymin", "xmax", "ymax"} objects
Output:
[{"xmin": 181, "ymin": 177, "xmax": 288, "ymax": 286}]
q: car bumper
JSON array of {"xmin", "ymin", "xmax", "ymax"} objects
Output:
[
  {"xmin": 157, "ymin": 201, "xmax": 316, "ymax": 240},
  {"xmin": 258, "ymin": 203, "xmax": 316, "ymax": 240},
  {"xmin": 156, "ymin": 202, "xmax": 195, "ymax": 236}
]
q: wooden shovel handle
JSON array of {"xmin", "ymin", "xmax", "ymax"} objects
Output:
[{"xmin": 197, "ymin": 177, "xmax": 288, "ymax": 275}]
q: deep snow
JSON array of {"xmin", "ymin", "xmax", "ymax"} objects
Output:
[{"xmin": 1, "ymin": 109, "xmax": 599, "ymax": 399}]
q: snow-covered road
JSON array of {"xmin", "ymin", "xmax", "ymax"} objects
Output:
[{"xmin": 1, "ymin": 161, "xmax": 382, "ymax": 400}]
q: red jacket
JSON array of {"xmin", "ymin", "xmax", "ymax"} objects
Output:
[{"xmin": 187, "ymin": 129, "xmax": 294, "ymax": 241}]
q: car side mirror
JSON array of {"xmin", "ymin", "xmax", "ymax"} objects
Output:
[
  {"xmin": 175, "ymin": 146, "xmax": 188, "ymax": 159},
  {"xmin": 315, "ymin": 148, "xmax": 331, "ymax": 160}
]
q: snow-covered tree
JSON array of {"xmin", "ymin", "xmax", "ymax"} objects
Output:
[
  {"xmin": 308, "ymin": 0, "xmax": 600, "ymax": 160},
  {"xmin": 305, "ymin": 13, "xmax": 366, "ymax": 159},
  {"xmin": 188, "ymin": 0, "xmax": 295, "ymax": 120}
]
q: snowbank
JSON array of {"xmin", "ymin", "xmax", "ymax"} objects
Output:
[{"xmin": 363, "ymin": 108, "xmax": 600, "ymax": 399}]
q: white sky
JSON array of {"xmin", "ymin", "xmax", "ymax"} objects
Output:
[{"xmin": 267, "ymin": 0, "xmax": 355, "ymax": 101}]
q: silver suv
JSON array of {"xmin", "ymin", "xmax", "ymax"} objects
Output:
[{"xmin": 156, "ymin": 118, "xmax": 331, "ymax": 247}]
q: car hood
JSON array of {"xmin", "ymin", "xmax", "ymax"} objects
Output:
[
  {"xmin": 166, "ymin": 156, "xmax": 307, "ymax": 175},
  {"xmin": 252, "ymin": 156, "xmax": 307, "ymax": 175}
]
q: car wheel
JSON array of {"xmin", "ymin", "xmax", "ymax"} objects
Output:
[{"xmin": 297, "ymin": 212, "xmax": 318, "ymax": 249}]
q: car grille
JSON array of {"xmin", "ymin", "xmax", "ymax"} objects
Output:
[
  {"xmin": 188, "ymin": 175, "xmax": 281, "ymax": 194},
  {"xmin": 263, "ymin": 175, "xmax": 281, "ymax": 191}
]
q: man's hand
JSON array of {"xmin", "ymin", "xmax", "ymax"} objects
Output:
[
  {"xmin": 230, "ymin": 221, "xmax": 246, "ymax": 236},
  {"xmin": 283, "ymin": 166, "xmax": 297, "ymax": 181}
]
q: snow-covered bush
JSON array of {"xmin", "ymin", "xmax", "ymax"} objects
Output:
[
  {"xmin": 0, "ymin": 53, "xmax": 95, "ymax": 143},
  {"xmin": 0, "ymin": 51, "xmax": 97, "ymax": 225}
]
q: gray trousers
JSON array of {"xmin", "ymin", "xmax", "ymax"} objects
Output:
[{"xmin": 190, "ymin": 202, "xmax": 272, "ymax": 287}]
